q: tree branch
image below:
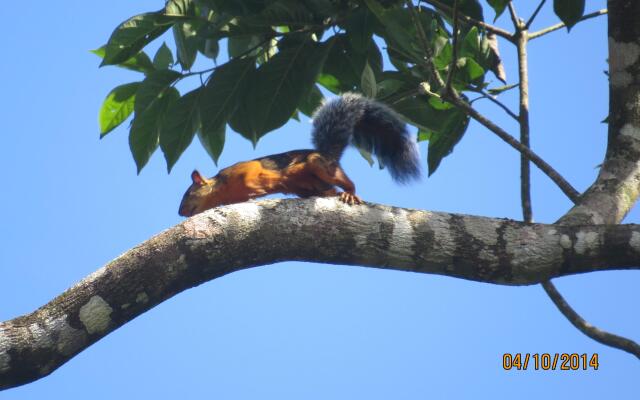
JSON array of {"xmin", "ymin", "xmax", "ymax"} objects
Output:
[
  {"xmin": 445, "ymin": 95, "xmax": 581, "ymax": 203},
  {"xmin": 560, "ymin": 3, "xmax": 640, "ymax": 225},
  {"xmin": 507, "ymin": 1, "xmax": 520, "ymax": 30},
  {"xmin": 514, "ymin": 24, "xmax": 533, "ymax": 223},
  {"xmin": 529, "ymin": 9, "xmax": 608, "ymax": 40},
  {"xmin": 545, "ymin": 1, "xmax": 640, "ymax": 362},
  {"xmin": 2, "ymin": 198, "xmax": 640, "ymax": 390},
  {"xmin": 525, "ymin": 0, "xmax": 547, "ymax": 30},
  {"xmin": 469, "ymin": 88, "xmax": 518, "ymax": 121},
  {"xmin": 406, "ymin": 1, "xmax": 580, "ymax": 203},
  {"xmin": 542, "ymin": 281, "xmax": 640, "ymax": 359}
]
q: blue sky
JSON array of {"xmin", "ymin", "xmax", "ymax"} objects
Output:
[{"xmin": 1, "ymin": 0, "xmax": 638, "ymax": 398}]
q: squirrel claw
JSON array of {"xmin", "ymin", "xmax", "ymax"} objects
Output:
[{"xmin": 339, "ymin": 192, "xmax": 363, "ymax": 205}]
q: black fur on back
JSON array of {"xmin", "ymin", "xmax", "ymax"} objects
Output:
[{"xmin": 311, "ymin": 92, "xmax": 421, "ymax": 183}]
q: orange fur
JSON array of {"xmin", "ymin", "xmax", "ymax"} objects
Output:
[{"xmin": 178, "ymin": 151, "xmax": 362, "ymax": 216}]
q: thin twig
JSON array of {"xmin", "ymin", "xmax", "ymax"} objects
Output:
[
  {"xmin": 445, "ymin": 0, "xmax": 459, "ymax": 92},
  {"xmin": 529, "ymin": 9, "xmax": 608, "ymax": 40},
  {"xmin": 542, "ymin": 281, "xmax": 640, "ymax": 359},
  {"xmin": 407, "ymin": 1, "xmax": 445, "ymax": 87},
  {"xmin": 525, "ymin": 0, "xmax": 547, "ymax": 30},
  {"xmin": 515, "ymin": 30, "xmax": 532, "ymax": 222},
  {"xmin": 447, "ymin": 95, "xmax": 580, "ymax": 203},
  {"xmin": 507, "ymin": 2, "xmax": 520, "ymax": 30},
  {"xmin": 423, "ymin": 0, "xmax": 514, "ymax": 42},
  {"xmin": 470, "ymin": 88, "xmax": 519, "ymax": 121}
]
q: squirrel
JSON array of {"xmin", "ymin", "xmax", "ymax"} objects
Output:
[{"xmin": 178, "ymin": 92, "xmax": 421, "ymax": 217}]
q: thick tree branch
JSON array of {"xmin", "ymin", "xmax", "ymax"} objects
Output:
[
  {"xmin": 2, "ymin": 198, "xmax": 640, "ymax": 390},
  {"xmin": 560, "ymin": 3, "xmax": 640, "ymax": 225},
  {"xmin": 547, "ymin": 0, "xmax": 640, "ymax": 361}
]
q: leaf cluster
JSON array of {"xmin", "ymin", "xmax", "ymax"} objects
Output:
[{"xmin": 96, "ymin": 0, "xmax": 588, "ymax": 175}]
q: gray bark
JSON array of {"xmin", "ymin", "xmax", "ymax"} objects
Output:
[{"xmin": 2, "ymin": 199, "xmax": 640, "ymax": 389}]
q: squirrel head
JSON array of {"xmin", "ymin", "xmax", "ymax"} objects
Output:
[{"xmin": 178, "ymin": 170, "xmax": 218, "ymax": 217}]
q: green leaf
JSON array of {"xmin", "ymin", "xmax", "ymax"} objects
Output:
[
  {"xmin": 101, "ymin": 13, "xmax": 174, "ymax": 67},
  {"xmin": 298, "ymin": 85, "xmax": 324, "ymax": 117},
  {"xmin": 361, "ymin": 61, "xmax": 377, "ymax": 98},
  {"xmin": 463, "ymin": 57, "xmax": 485, "ymax": 81},
  {"xmin": 321, "ymin": 35, "xmax": 382, "ymax": 93},
  {"xmin": 427, "ymin": 110, "xmax": 470, "ymax": 175},
  {"xmin": 135, "ymin": 69, "xmax": 182, "ymax": 115},
  {"xmin": 244, "ymin": 38, "xmax": 333, "ymax": 139},
  {"xmin": 228, "ymin": 35, "xmax": 264, "ymax": 58},
  {"xmin": 316, "ymin": 73, "xmax": 341, "ymax": 94},
  {"xmin": 392, "ymin": 96, "xmax": 470, "ymax": 174},
  {"xmin": 153, "ymin": 42, "xmax": 174, "ymax": 69},
  {"xmin": 428, "ymin": 96, "xmax": 453, "ymax": 110},
  {"xmin": 91, "ymin": 46, "xmax": 155, "ymax": 74},
  {"xmin": 418, "ymin": 129, "xmax": 432, "ymax": 142},
  {"xmin": 160, "ymin": 88, "xmax": 203, "ymax": 172},
  {"xmin": 129, "ymin": 88, "xmax": 180, "ymax": 173},
  {"xmin": 165, "ymin": 0, "xmax": 193, "ymax": 16},
  {"xmin": 486, "ymin": 0, "xmax": 508, "ymax": 21},
  {"xmin": 200, "ymin": 57, "xmax": 256, "ymax": 143},
  {"xmin": 460, "ymin": 26, "xmax": 480, "ymax": 59},
  {"xmin": 434, "ymin": 0, "xmax": 484, "ymax": 23},
  {"xmin": 246, "ymin": 0, "xmax": 315, "ymax": 26},
  {"xmin": 344, "ymin": 8, "xmax": 375, "ymax": 52},
  {"xmin": 376, "ymin": 79, "xmax": 405, "ymax": 99},
  {"xmin": 198, "ymin": 37, "xmax": 220, "ymax": 60},
  {"xmin": 553, "ymin": 0, "xmax": 585, "ymax": 31},
  {"xmin": 99, "ymin": 82, "xmax": 140, "ymax": 137},
  {"xmin": 198, "ymin": 120, "xmax": 226, "ymax": 165},
  {"xmin": 173, "ymin": 22, "xmax": 199, "ymax": 70},
  {"xmin": 168, "ymin": 0, "xmax": 199, "ymax": 70},
  {"xmin": 228, "ymin": 99, "xmax": 257, "ymax": 145}
]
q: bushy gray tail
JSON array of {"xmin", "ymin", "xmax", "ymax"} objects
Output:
[{"xmin": 311, "ymin": 92, "xmax": 421, "ymax": 183}]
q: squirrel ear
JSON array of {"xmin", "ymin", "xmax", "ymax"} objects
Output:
[{"xmin": 191, "ymin": 170, "xmax": 205, "ymax": 185}]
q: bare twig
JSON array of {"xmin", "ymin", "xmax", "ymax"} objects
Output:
[
  {"xmin": 470, "ymin": 89, "xmax": 519, "ymax": 121},
  {"xmin": 447, "ymin": 95, "xmax": 580, "ymax": 203},
  {"xmin": 515, "ymin": 30, "xmax": 533, "ymax": 223},
  {"xmin": 525, "ymin": 0, "xmax": 547, "ymax": 30},
  {"xmin": 529, "ymin": 9, "xmax": 608, "ymax": 40},
  {"xmin": 423, "ymin": 0, "xmax": 514, "ymax": 42},
  {"xmin": 542, "ymin": 281, "xmax": 640, "ymax": 359},
  {"xmin": 445, "ymin": 0, "xmax": 459, "ymax": 92},
  {"xmin": 507, "ymin": 2, "xmax": 520, "ymax": 29}
]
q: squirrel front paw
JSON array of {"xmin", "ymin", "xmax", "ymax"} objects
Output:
[{"xmin": 338, "ymin": 192, "xmax": 363, "ymax": 205}]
